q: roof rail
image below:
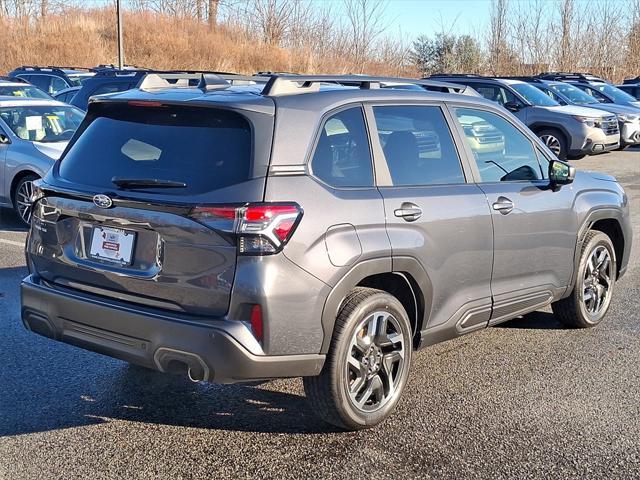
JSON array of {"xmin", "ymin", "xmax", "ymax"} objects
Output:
[
  {"xmin": 13, "ymin": 65, "xmax": 91, "ymax": 73},
  {"xmin": 261, "ymin": 74, "xmax": 474, "ymax": 96},
  {"xmin": 92, "ymin": 64, "xmax": 144, "ymax": 71},
  {"xmin": 537, "ymin": 72, "xmax": 608, "ymax": 82},
  {"xmin": 137, "ymin": 72, "xmax": 258, "ymax": 92},
  {"xmin": 428, "ymin": 73, "xmax": 485, "ymax": 78},
  {"xmin": 497, "ymin": 75, "xmax": 544, "ymax": 83}
]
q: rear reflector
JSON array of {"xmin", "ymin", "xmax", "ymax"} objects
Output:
[
  {"xmin": 189, "ymin": 203, "xmax": 303, "ymax": 255},
  {"xmin": 250, "ymin": 304, "xmax": 263, "ymax": 342}
]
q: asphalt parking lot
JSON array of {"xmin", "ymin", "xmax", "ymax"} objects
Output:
[{"xmin": 0, "ymin": 150, "xmax": 638, "ymax": 480}]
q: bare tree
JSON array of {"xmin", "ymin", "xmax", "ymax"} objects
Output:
[
  {"xmin": 208, "ymin": 0, "xmax": 220, "ymax": 29},
  {"xmin": 343, "ymin": 0, "xmax": 389, "ymax": 71},
  {"xmin": 488, "ymin": 0, "xmax": 512, "ymax": 74}
]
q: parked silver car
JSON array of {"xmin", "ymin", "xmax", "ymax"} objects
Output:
[{"xmin": 0, "ymin": 97, "xmax": 84, "ymax": 224}]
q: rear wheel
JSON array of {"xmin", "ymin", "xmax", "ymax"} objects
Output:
[
  {"xmin": 552, "ymin": 231, "xmax": 616, "ymax": 328},
  {"xmin": 537, "ymin": 128, "xmax": 567, "ymax": 159},
  {"xmin": 304, "ymin": 287, "xmax": 413, "ymax": 430},
  {"xmin": 12, "ymin": 174, "xmax": 39, "ymax": 226}
]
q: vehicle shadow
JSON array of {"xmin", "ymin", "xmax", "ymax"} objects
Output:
[
  {"xmin": 0, "ymin": 207, "xmax": 27, "ymax": 232},
  {"xmin": 0, "ymin": 358, "xmax": 338, "ymax": 437},
  {"xmin": 0, "ymin": 263, "xmax": 336, "ymax": 437},
  {"xmin": 496, "ymin": 311, "xmax": 566, "ymax": 330}
]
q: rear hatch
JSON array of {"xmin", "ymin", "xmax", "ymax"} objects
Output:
[{"xmin": 28, "ymin": 100, "xmax": 274, "ymax": 317}]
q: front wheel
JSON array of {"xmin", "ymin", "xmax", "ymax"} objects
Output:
[
  {"xmin": 12, "ymin": 174, "xmax": 39, "ymax": 227},
  {"xmin": 537, "ymin": 128, "xmax": 568, "ymax": 159},
  {"xmin": 552, "ymin": 231, "xmax": 616, "ymax": 328},
  {"xmin": 304, "ymin": 287, "xmax": 413, "ymax": 430}
]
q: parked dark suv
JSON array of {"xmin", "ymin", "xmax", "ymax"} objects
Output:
[
  {"xmin": 8, "ymin": 66, "xmax": 95, "ymax": 95},
  {"xmin": 21, "ymin": 74, "xmax": 632, "ymax": 430}
]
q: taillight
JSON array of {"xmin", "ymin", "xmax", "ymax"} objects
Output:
[{"xmin": 189, "ymin": 203, "xmax": 303, "ymax": 255}]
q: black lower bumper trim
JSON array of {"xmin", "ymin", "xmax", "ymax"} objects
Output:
[{"xmin": 21, "ymin": 275, "xmax": 325, "ymax": 384}]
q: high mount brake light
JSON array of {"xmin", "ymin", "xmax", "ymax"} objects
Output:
[
  {"xmin": 127, "ymin": 100, "xmax": 164, "ymax": 107},
  {"xmin": 189, "ymin": 203, "xmax": 303, "ymax": 255}
]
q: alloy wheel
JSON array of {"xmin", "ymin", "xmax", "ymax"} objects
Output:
[
  {"xmin": 540, "ymin": 134, "xmax": 562, "ymax": 156},
  {"xmin": 15, "ymin": 179, "xmax": 35, "ymax": 225},
  {"xmin": 582, "ymin": 245, "xmax": 613, "ymax": 315},
  {"xmin": 345, "ymin": 311, "xmax": 406, "ymax": 413}
]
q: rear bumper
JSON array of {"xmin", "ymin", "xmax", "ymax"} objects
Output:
[{"xmin": 20, "ymin": 275, "xmax": 325, "ymax": 384}]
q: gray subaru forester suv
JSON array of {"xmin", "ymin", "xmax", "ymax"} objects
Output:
[{"xmin": 21, "ymin": 74, "xmax": 632, "ymax": 430}]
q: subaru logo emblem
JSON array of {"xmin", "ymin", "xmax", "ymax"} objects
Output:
[{"xmin": 93, "ymin": 194, "xmax": 113, "ymax": 209}]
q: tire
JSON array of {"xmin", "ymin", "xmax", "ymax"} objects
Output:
[
  {"xmin": 552, "ymin": 231, "xmax": 616, "ymax": 328},
  {"xmin": 567, "ymin": 154, "xmax": 586, "ymax": 160},
  {"xmin": 304, "ymin": 287, "xmax": 413, "ymax": 430},
  {"xmin": 617, "ymin": 144, "xmax": 629, "ymax": 151},
  {"xmin": 537, "ymin": 128, "xmax": 568, "ymax": 159},
  {"xmin": 12, "ymin": 174, "xmax": 39, "ymax": 227}
]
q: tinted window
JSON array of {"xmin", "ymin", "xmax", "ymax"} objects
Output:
[
  {"xmin": 60, "ymin": 104, "xmax": 252, "ymax": 195},
  {"xmin": 373, "ymin": 105, "xmax": 464, "ymax": 186},
  {"xmin": 22, "ymin": 75, "xmax": 51, "ymax": 92},
  {"xmin": 50, "ymin": 76, "xmax": 68, "ymax": 94},
  {"xmin": 472, "ymin": 83, "xmax": 519, "ymax": 106},
  {"xmin": 454, "ymin": 108, "xmax": 543, "ymax": 182},
  {"xmin": 311, "ymin": 107, "xmax": 373, "ymax": 188}
]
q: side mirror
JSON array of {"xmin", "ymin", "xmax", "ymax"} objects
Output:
[
  {"xmin": 504, "ymin": 101, "xmax": 523, "ymax": 112},
  {"xmin": 549, "ymin": 159, "xmax": 575, "ymax": 186},
  {"xmin": 0, "ymin": 133, "xmax": 10, "ymax": 145}
]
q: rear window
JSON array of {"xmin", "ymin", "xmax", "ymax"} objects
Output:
[{"xmin": 59, "ymin": 104, "xmax": 252, "ymax": 195}]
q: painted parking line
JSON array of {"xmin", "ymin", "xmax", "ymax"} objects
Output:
[{"xmin": 0, "ymin": 238, "xmax": 25, "ymax": 248}]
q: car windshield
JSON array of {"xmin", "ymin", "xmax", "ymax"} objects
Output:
[
  {"xmin": 0, "ymin": 85, "xmax": 51, "ymax": 99},
  {"xmin": 549, "ymin": 83, "xmax": 598, "ymax": 105},
  {"xmin": 0, "ymin": 105, "xmax": 84, "ymax": 143},
  {"xmin": 510, "ymin": 83, "xmax": 559, "ymax": 106},
  {"xmin": 596, "ymin": 84, "xmax": 637, "ymax": 103}
]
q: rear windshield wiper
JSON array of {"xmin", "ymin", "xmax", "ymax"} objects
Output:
[{"xmin": 111, "ymin": 177, "xmax": 187, "ymax": 189}]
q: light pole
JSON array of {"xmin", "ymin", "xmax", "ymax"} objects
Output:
[{"xmin": 116, "ymin": 0, "xmax": 124, "ymax": 69}]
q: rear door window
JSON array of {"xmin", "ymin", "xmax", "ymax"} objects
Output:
[
  {"xmin": 50, "ymin": 76, "xmax": 68, "ymax": 94},
  {"xmin": 373, "ymin": 105, "xmax": 465, "ymax": 186},
  {"xmin": 310, "ymin": 107, "xmax": 374, "ymax": 188},
  {"xmin": 472, "ymin": 83, "xmax": 519, "ymax": 106},
  {"xmin": 59, "ymin": 104, "xmax": 253, "ymax": 195}
]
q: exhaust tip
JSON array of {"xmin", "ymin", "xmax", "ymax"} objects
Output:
[{"xmin": 153, "ymin": 347, "xmax": 210, "ymax": 382}]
